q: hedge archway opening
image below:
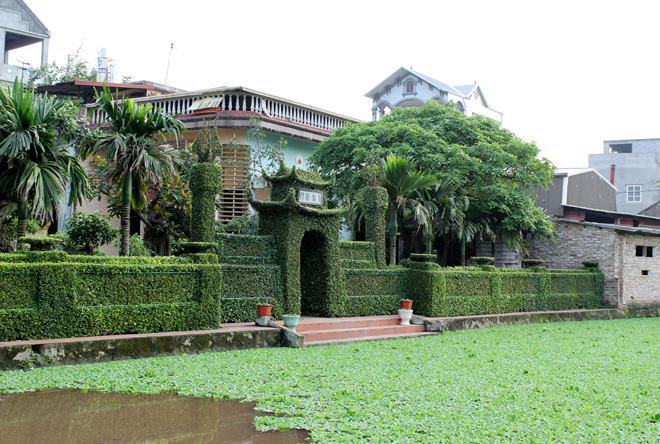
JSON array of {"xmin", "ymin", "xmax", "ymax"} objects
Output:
[{"xmin": 300, "ymin": 230, "xmax": 330, "ymax": 315}]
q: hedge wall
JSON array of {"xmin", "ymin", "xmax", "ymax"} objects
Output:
[
  {"xmin": 342, "ymin": 268, "xmax": 406, "ymax": 316},
  {"xmin": 339, "ymin": 241, "xmax": 376, "ymax": 269},
  {"xmin": 219, "ymin": 234, "xmax": 274, "ymax": 265},
  {"xmin": 0, "ymin": 252, "xmax": 187, "ymax": 264},
  {"xmin": 220, "ymin": 263, "xmax": 282, "ymax": 322},
  {"xmin": 0, "ymin": 262, "xmax": 221, "ymax": 342},
  {"xmin": 404, "ymin": 266, "xmax": 604, "ymax": 317}
]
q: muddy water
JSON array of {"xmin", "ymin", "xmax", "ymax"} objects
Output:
[{"xmin": 0, "ymin": 390, "xmax": 308, "ymax": 443}]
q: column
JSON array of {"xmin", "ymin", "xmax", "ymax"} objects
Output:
[
  {"xmin": 40, "ymin": 38, "xmax": 49, "ymax": 66},
  {"xmin": 0, "ymin": 30, "xmax": 6, "ymax": 64}
]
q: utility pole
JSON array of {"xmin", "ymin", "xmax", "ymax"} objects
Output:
[{"xmin": 164, "ymin": 43, "xmax": 174, "ymax": 86}]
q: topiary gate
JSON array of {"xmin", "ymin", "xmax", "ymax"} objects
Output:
[{"xmin": 252, "ymin": 163, "xmax": 345, "ymax": 316}]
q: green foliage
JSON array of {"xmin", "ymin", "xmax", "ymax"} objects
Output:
[
  {"xmin": 220, "ymin": 234, "xmax": 273, "ymax": 263},
  {"xmin": 0, "ymin": 80, "xmax": 91, "ymax": 227},
  {"xmin": 405, "ymin": 268, "xmax": 603, "ymax": 317},
  {"xmin": 254, "ymin": 165, "xmax": 345, "ymax": 316},
  {"xmin": 311, "ymin": 101, "xmax": 555, "ymax": 255},
  {"xmin": 28, "ymin": 48, "xmax": 96, "ymax": 86},
  {"xmin": 470, "ymin": 256, "xmax": 495, "ymax": 266},
  {"xmin": 582, "ymin": 260, "xmax": 599, "ymax": 269},
  {"xmin": 177, "ymin": 242, "xmax": 217, "ymax": 254},
  {"xmin": 410, "ymin": 253, "xmax": 436, "ymax": 263},
  {"xmin": 82, "ymin": 86, "xmax": 184, "ymax": 256},
  {"xmin": 18, "ymin": 236, "xmax": 62, "ymax": 251},
  {"xmin": 221, "ymin": 264, "xmax": 282, "ymax": 322},
  {"xmin": 522, "ymin": 258, "xmax": 546, "ymax": 268},
  {"xmin": 4, "ymin": 319, "xmax": 656, "ymax": 442},
  {"xmin": 112, "ymin": 234, "xmax": 152, "ymax": 257},
  {"xmin": 362, "ymin": 186, "xmax": 388, "ymax": 267},
  {"xmin": 342, "ymin": 268, "xmax": 406, "ymax": 315},
  {"xmin": 65, "ymin": 212, "xmax": 117, "ymax": 254},
  {"xmin": 189, "ymin": 163, "xmax": 222, "ymax": 242},
  {"xmin": 0, "ymin": 262, "xmax": 221, "ymax": 341},
  {"xmin": 223, "ymin": 213, "xmax": 259, "ymax": 235}
]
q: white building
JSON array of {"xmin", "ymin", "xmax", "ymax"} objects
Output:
[{"xmin": 366, "ymin": 67, "xmax": 502, "ymax": 123}]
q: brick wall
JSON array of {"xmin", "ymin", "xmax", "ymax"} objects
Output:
[
  {"xmin": 528, "ymin": 221, "xmax": 619, "ymax": 305},
  {"xmin": 618, "ymin": 234, "xmax": 660, "ymax": 305}
]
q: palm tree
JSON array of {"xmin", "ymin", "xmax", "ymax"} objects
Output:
[
  {"xmin": 0, "ymin": 80, "xmax": 90, "ymax": 238},
  {"xmin": 381, "ymin": 156, "xmax": 436, "ymax": 265},
  {"xmin": 82, "ymin": 87, "xmax": 183, "ymax": 256}
]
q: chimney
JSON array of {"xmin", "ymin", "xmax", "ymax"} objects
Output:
[{"xmin": 609, "ymin": 164, "xmax": 616, "ymax": 185}]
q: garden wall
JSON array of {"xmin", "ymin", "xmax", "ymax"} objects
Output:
[
  {"xmin": 342, "ymin": 268, "xmax": 406, "ymax": 316},
  {"xmin": 0, "ymin": 262, "xmax": 221, "ymax": 342}
]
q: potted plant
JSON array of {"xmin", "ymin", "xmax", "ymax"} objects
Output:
[
  {"xmin": 257, "ymin": 303, "xmax": 273, "ymax": 317},
  {"xmin": 400, "ymin": 299, "xmax": 413, "ymax": 310},
  {"xmin": 283, "ymin": 314, "xmax": 300, "ymax": 332}
]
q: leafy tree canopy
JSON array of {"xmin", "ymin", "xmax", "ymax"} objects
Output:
[
  {"xmin": 310, "ymin": 101, "xmax": 555, "ymax": 243},
  {"xmin": 29, "ymin": 48, "xmax": 97, "ymax": 86}
]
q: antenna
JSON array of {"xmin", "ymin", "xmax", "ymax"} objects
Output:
[{"xmin": 164, "ymin": 43, "xmax": 174, "ymax": 86}]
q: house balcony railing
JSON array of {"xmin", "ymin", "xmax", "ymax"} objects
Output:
[{"xmin": 86, "ymin": 86, "xmax": 360, "ymax": 133}]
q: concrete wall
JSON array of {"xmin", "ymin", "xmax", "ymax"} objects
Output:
[
  {"xmin": 566, "ymin": 171, "xmax": 616, "ymax": 211},
  {"xmin": 588, "ymin": 139, "xmax": 660, "ymax": 214}
]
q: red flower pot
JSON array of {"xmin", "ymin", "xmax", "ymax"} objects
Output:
[
  {"xmin": 400, "ymin": 299, "xmax": 413, "ymax": 310},
  {"xmin": 257, "ymin": 304, "xmax": 273, "ymax": 317}
]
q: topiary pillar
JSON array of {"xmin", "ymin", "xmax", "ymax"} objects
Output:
[
  {"xmin": 189, "ymin": 162, "xmax": 222, "ymax": 242},
  {"xmin": 363, "ymin": 186, "xmax": 388, "ymax": 268}
]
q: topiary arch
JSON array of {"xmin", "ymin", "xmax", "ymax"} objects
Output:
[{"xmin": 252, "ymin": 163, "xmax": 345, "ymax": 316}]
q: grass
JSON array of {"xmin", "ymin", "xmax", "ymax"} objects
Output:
[{"xmin": 1, "ymin": 318, "xmax": 658, "ymax": 442}]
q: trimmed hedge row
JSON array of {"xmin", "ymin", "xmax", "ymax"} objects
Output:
[
  {"xmin": 342, "ymin": 268, "xmax": 406, "ymax": 316},
  {"xmin": 405, "ymin": 268, "xmax": 604, "ymax": 317},
  {"xmin": 220, "ymin": 263, "xmax": 282, "ymax": 322},
  {"xmin": 339, "ymin": 241, "xmax": 377, "ymax": 269},
  {"xmin": 219, "ymin": 233, "xmax": 274, "ymax": 263},
  {"xmin": 0, "ymin": 251, "xmax": 187, "ymax": 264},
  {"xmin": 0, "ymin": 262, "xmax": 221, "ymax": 342}
]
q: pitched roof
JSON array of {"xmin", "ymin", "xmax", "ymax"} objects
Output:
[
  {"xmin": 365, "ymin": 66, "xmax": 466, "ymax": 98},
  {"xmin": 453, "ymin": 83, "xmax": 477, "ymax": 96}
]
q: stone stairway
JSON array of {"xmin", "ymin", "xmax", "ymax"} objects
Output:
[{"xmin": 297, "ymin": 315, "xmax": 434, "ymax": 346}]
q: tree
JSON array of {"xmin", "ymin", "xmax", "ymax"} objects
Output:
[
  {"xmin": 29, "ymin": 48, "xmax": 97, "ymax": 86},
  {"xmin": 0, "ymin": 80, "xmax": 91, "ymax": 239},
  {"xmin": 380, "ymin": 156, "xmax": 436, "ymax": 265},
  {"xmin": 66, "ymin": 212, "xmax": 118, "ymax": 255},
  {"xmin": 82, "ymin": 87, "xmax": 184, "ymax": 256},
  {"xmin": 311, "ymin": 101, "xmax": 555, "ymax": 260}
]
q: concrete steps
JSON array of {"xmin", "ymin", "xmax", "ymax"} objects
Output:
[{"xmin": 297, "ymin": 315, "xmax": 432, "ymax": 345}]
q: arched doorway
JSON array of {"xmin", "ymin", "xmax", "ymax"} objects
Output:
[{"xmin": 300, "ymin": 230, "xmax": 329, "ymax": 315}]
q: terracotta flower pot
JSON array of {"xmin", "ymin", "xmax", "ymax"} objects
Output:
[
  {"xmin": 256, "ymin": 303, "xmax": 273, "ymax": 317},
  {"xmin": 400, "ymin": 299, "xmax": 413, "ymax": 310}
]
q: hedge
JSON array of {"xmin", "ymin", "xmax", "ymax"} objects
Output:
[
  {"xmin": 342, "ymin": 268, "xmax": 406, "ymax": 316},
  {"xmin": 0, "ymin": 252, "xmax": 188, "ymax": 264},
  {"xmin": 220, "ymin": 233, "xmax": 274, "ymax": 264},
  {"xmin": 0, "ymin": 262, "xmax": 221, "ymax": 342},
  {"xmin": 362, "ymin": 186, "xmax": 388, "ymax": 268},
  {"xmin": 404, "ymin": 267, "xmax": 604, "ymax": 318},
  {"xmin": 221, "ymin": 263, "xmax": 282, "ymax": 322},
  {"xmin": 339, "ymin": 241, "xmax": 376, "ymax": 269},
  {"xmin": 189, "ymin": 162, "xmax": 222, "ymax": 243}
]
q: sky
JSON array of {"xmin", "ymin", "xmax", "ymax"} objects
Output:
[{"xmin": 13, "ymin": 0, "xmax": 660, "ymax": 168}]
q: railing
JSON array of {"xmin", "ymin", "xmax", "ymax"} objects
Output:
[{"xmin": 87, "ymin": 89, "xmax": 357, "ymax": 133}]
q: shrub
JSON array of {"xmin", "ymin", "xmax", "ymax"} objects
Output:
[
  {"xmin": 177, "ymin": 241, "xmax": 217, "ymax": 254},
  {"xmin": 522, "ymin": 258, "xmax": 546, "ymax": 268},
  {"xmin": 18, "ymin": 236, "xmax": 61, "ymax": 251},
  {"xmin": 470, "ymin": 256, "xmax": 495, "ymax": 266},
  {"xmin": 583, "ymin": 260, "xmax": 599, "ymax": 269},
  {"xmin": 66, "ymin": 212, "xmax": 118, "ymax": 255},
  {"xmin": 189, "ymin": 162, "xmax": 222, "ymax": 242},
  {"xmin": 224, "ymin": 213, "xmax": 259, "ymax": 235},
  {"xmin": 410, "ymin": 253, "xmax": 436, "ymax": 263},
  {"xmin": 114, "ymin": 234, "xmax": 152, "ymax": 257}
]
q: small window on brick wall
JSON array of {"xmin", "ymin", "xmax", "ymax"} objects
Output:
[
  {"xmin": 641, "ymin": 270, "xmax": 649, "ymax": 276},
  {"xmin": 635, "ymin": 246, "xmax": 655, "ymax": 257}
]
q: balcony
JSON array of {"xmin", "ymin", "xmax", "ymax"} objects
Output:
[{"xmin": 86, "ymin": 86, "xmax": 361, "ymax": 141}]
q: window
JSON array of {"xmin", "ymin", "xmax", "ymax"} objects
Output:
[
  {"xmin": 609, "ymin": 143, "xmax": 632, "ymax": 154},
  {"xmin": 404, "ymin": 81, "xmax": 415, "ymax": 94},
  {"xmin": 641, "ymin": 270, "xmax": 649, "ymax": 276},
  {"xmin": 626, "ymin": 185, "xmax": 642, "ymax": 203},
  {"xmin": 635, "ymin": 246, "xmax": 655, "ymax": 257}
]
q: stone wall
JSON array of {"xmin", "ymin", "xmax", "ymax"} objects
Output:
[
  {"xmin": 618, "ymin": 234, "xmax": 660, "ymax": 305},
  {"xmin": 529, "ymin": 220, "xmax": 660, "ymax": 307},
  {"xmin": 528, "ymin": 221, "xmax": 619, "ymax": 305}
]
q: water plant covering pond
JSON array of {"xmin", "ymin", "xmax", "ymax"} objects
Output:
[{"xmin": 1, "ymin": 318, "xmax": 658, "ymax": 442}]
